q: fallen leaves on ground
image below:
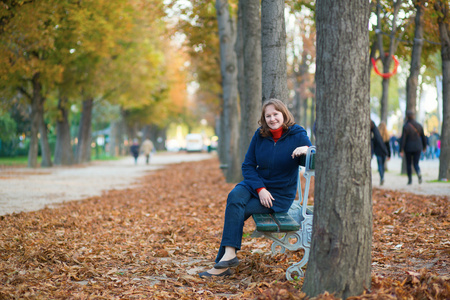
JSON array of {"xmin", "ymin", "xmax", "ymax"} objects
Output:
[{"xmin": 0, "ymin": 158, "xmax": 448, "ymax": 299}]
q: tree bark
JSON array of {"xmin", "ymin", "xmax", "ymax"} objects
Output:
[
  {"xmin": 402, "ymin": 1, "xmax": 425, "ymax": 175},
  {"xmin": 38, "ymin": 104, "xmax": 52, "ymax": 168},
  {"xmin": 436, "ymin": 1, "xmax": 450, "ymax": 181},
  {"xmin": 239, "ymin": 0, "xmax": 262, "ymax": 164},
  {"xmin": 310, "ymin": 94, "xmax": 315, "ymax": 145},
  {"xmin": 216, "ymin": 0, "xmax": 241, "ymax": 182},
  {"xmin": 261, "ymin": 0, "xmax": 288, "ymax": 103},
  {"xmin": 293, "ymin": 73, "xmax": 301, "ymax": 122},
  {"xmin": 375, "ymin": 0, "xmax": 402, "ymax": 124},
  {"xmin": 235, "ymin": 0, "xmax": 244, "ymax": 120},
  {"xmin": 75, "ymin": 97, "xmax": 93, "ymax": 164},
  {"xmin": 54, "ymin": 96, "xmax": 74, "ymax": 165},
  {"xmin": 299, "ymin": 53, "xmax": 309, "ymax": 126},
  {"xmin": 108, "ymin": 121, "xmax": 119, "ymax": 157},
  {"xmin": 303, "ymin": 1, "xmax": 372, "ymax": 298},
  {"xmin": 406, "ymin": 1, "xmax": 424, "ymax": 117},
  {"xmin": 27, "ymin": 73, "xmax": 42, "ymax": 168}
]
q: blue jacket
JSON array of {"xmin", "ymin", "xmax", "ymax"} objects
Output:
[{"xmin": 238, "ymin": 124, "xmax": 312, "ymax": 212}]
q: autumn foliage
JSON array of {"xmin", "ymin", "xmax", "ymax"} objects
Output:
[{"xmin": 0, "ymin": 159, "xmax": 448, "ymax": 299}]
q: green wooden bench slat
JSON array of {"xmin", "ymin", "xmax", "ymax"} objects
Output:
[
  {"xmin": 273, "ymin": 212, "xmax": 300, "ymax": 231},
  {"xmin": 253, "ymin": 214, "xmax": 278, "ymax": 232}
]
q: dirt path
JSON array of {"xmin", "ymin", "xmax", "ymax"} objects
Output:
[
  {"xmin": 0, "ymin": 152, "xmax": 214, "ymax": 216},
  {"xmin": 0, "ymin": 152, "xmax": 448, "ymax": 217}
]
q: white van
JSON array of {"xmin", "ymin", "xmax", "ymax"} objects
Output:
[{"xmin": 185, "ymin": 134, "xmax": 204, "ymax": 152}]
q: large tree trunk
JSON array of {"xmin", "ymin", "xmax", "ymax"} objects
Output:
[
  {"xmin": 303, "ymin": 1, "xmax": 372, "ymax": 298},
  {"xmin": 54, "ymin": 96, "xmax": 74, "ymax": 165},
  {"xmin": 406, "ymin": 1, "xmax": 424, "ymax": 116},
  {"xmin": 235, "ymin": 0, "xmax": 244, "ymax": 122},
  {"xmin": 108, "ymin": 120, "xmax": 120, "ymax": 157},
  {"xmin": 293, "ymin": 74, "xmax": 301, "ymax": 122},
  {"xmin": 239, "ymin": 0, "xmax": 262, "ymax": 163},
  {"xmin": 402, "ymin": 1, "xmax": 425, "ymax": 175},
  {"xmin": 27, "ymin": 73, "xmax": 42, "ymax": 168},
  {"xmin": 298, "ymin": 53, "xmax": 309, "ymax": 125},
  {"xmin": 310, "ymin": 94, "xmax": 315, "ymax": 145},
  {"xmin": 75, "ymin": 98, "xmax": 93, "ymax": 164},
  {"xmin": 261, "ymin": 0, "xmax": 288, "ymax": 103},
  {"xmin": 239, "ymin": 0, "xmax": 262, "ymax": 162},
  {"xmin": 145, "ymin": 124, "xmax": 167, "ymax": 151},
  {"xmin": 216, "ymin": 0, "xmax": 241, "ymax": 183},
  {"xmin": 38, "ymin": 104, "xmax": 52, "ymax": 168},
  {"xmin": 375, "ymin": 0, "xmax": 402, "ymax": 124},
  {"xmin": 436, "ymin": 1, "xmax": 450, "ymax": 181},
  {"xmin": 380, "ymin": 77, "xmax": 390, "ymax": 123}
]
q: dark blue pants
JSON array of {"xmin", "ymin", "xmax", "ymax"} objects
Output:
[
  {"xmin": 376, "ymin": 155, "xmax": 386, "ymax": 181},
  {"xmin": 215, "ymin": 185, "xmax": 273, "ymax": 263},
  {"xmin": 405, "ymin": 151, "xmax": 421, "ymax": 179}
]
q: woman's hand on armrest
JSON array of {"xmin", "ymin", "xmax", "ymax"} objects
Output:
[{"xmin": 291, "ymin": 146, "xmax": 309, "ymax": 159}]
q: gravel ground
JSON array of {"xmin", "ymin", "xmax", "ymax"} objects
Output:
[{"xmin": 0, "ymin": 152, "xmax": 448, "ymax": 216}]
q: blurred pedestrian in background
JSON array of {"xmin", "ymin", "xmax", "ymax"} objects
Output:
[
  {"xmin": 141, "ymin": 138, "xmax": 154, "ymax": 165},
  {"xmin": 428, "ymin": 130, "xmax": 439, "ymax": 159},
  {"xmin": 378, "ymin": 122, "xmax": 391, "ymax": 172},
  {"xmin": 130, "ymin": 139, "xmax": 140, "ymax": 165},
  {"xmin": 400, "ymin": 110, "xmax": 427, "ymax": 185},
  {"xmin": 371, "ymin": 120, "xmax": 389, "ymax": 185},
  {"xmin": 389, "ymin": 133, "xmax": 399, "ymax": 157}
]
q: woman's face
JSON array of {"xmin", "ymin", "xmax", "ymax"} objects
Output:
[{"xmin": 264, "ymin": 104, "xmax": 284, "ymax": 130}]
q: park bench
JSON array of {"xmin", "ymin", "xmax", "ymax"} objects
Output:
[{"xmin": 252, "ymin": 146, "xmax": 316, "ymax": 280}]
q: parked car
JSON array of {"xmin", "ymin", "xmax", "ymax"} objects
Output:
[{"xmin": 185, "ymin": 134, "xmax": 204, "ymax": 152}]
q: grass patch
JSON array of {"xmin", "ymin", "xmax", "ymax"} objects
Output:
[
  {"xmin": 0, "ymin": 156, "xmax": 36, "ymax": 167},
  {"xmin": 428, "ymin": 179, "xmax": 450, "ymax": 183},
  {"xmin": 0, "ymin": 154, "xmax": 120, "ymax": 167}
]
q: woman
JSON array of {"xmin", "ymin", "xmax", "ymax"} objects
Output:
[
  {"xmin": 377, "ymin": 122, "xmax": 391, "ymax": 184},
  {"xmin": 370, "ymin": 120, "xmax": 388, "ymax": 186},
  {"xmin": 400, "ymin": 110, "xmax": 427, "ymax": 185},
  {"xmin": 199, "ymin": 99, "xmax": 312, "ymax": 277}
]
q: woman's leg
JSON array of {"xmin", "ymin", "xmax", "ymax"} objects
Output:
[
  {"xmin": 215, "ymin": 185, "xmax": 273, "ymax": 263},
  {"xmin": 412, "ymin": 151, "xmax": 422, "ymax": 183},
  {"xmin": 376, "ymin": 155, "xmax": 385, "ymax": 183},
  {"xmin": 405, "ymin": 152, "xmax": 413, "ymax": 184}
]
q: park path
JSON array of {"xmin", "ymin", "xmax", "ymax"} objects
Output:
[
  {"xmin": 370, "ymin": 155, "xmax": 449, "ymax": 197},
  {"xmin": 0, "ymin": 152, "xmax": 448, "ymax": 216},
  {"xmin": 0, "ymin": 152, "xmax": 214, "ymax": 216}
]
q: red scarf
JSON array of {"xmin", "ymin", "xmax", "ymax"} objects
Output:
[{"xmin": 270, "ymin": 127, "xmax": 284, "ymax": 142}]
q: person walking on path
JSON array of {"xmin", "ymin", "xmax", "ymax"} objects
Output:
[
  {"xmin": 428, "ymin": 131, "xmax": 439, "ymax": 159},
  {"xmin": 141, "ymin": 138, "xmax": 154, "ymax": 165},
  {"xmin": 378, "ymin": 122, "xmax": 391, "ymax": 172},
  {"xmin": 130, "ymin": 139, "xmax": 140, "ymax": 165},
  {"xmin": 198, "ymin": 99, "xmax": 312, "ymax": 278},
  {"xmin": 400, "ymin": 110, "xmax": 427, "ymax": 185},
  {"xmin": 371, "ymin": 120, "xmax": 389, "ymax": 185}
]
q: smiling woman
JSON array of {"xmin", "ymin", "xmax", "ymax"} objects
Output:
[{"xmin": 198, "ymin": 98, "xmax": 312, "ymax": 278}]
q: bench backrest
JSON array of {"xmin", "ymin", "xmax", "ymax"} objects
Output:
[
  {"xmin": 289, "ymin": 146, "xmax": 316, "ymax": 224},
  {"xmin": 301, "ymin": 146, "xmax": 315, "ymax": 218}
]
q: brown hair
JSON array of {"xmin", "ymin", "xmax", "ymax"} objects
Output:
[
  {"xmin": 259, "ymin": 98, "xmax": 296, "ymax": 137},
  {"xmin": 378, "ymin": 122, "xmax": 389, "ymax": 142}
]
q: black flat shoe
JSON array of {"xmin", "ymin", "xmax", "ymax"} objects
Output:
[
  {"xmin": 198, "ymin": 268, "xmax": 232, "ymax": 278},
  {"xmin": 214, "ymin": 257, "xmax": 239, "ymax": 269}
]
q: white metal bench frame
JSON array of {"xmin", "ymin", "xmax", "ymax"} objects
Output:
[{"xmin": 253, "ymin": 146, "xmax": 315, "ymax": 280}]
